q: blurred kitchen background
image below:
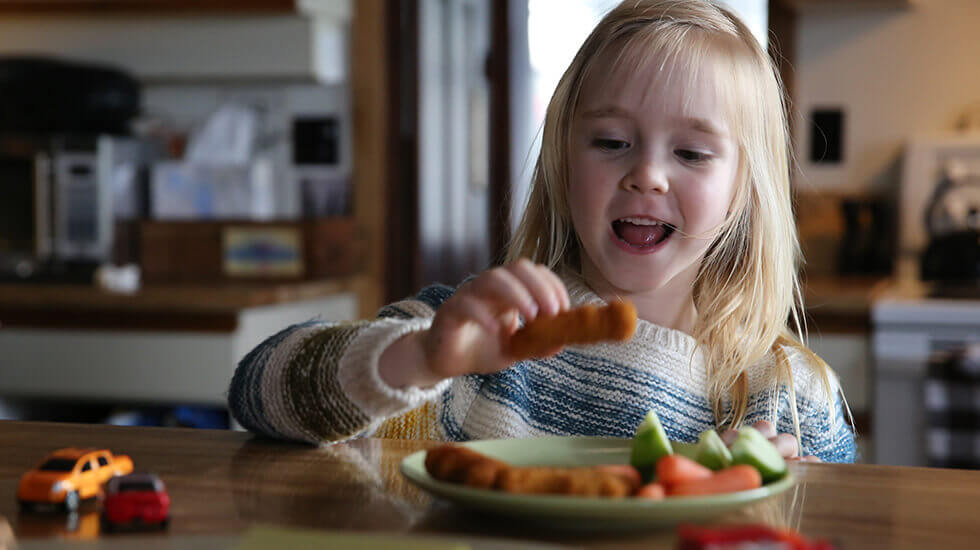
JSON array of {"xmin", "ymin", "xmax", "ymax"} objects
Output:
[{"xmin": 0, "ymin": 0, "xmax": 977, "ymax": 469}]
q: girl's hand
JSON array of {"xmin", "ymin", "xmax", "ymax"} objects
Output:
[
  {"xmin": 420, "ymin": 259, "xmax": 570, "ymax": 381},
  {"xmin": 720, "ymin": 420, "xmax": 822, "ymax": 463}
]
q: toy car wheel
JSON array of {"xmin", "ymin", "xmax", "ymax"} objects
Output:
[
  {"xmin": 66, "ymin": 512, "xmax": 80, "ymax": 532},
  {"xmin": 100, "ymin": 516, "xmax": 114, "ymax": 533},
  {"xmin": 160, "ymin": 517, "xmax": 170, "ymax": 530},
  {"xmin": 63, "ymin": 491, "xmax": 80, "ymax": 512},
  {"xmin": 18, "ymin": 500, "xmax": 34, "ymax": 513}
]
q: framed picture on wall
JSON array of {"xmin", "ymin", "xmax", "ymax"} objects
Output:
[{"xmin": 222, "ymin": 225, "xmax": 305, "ymax": 278}]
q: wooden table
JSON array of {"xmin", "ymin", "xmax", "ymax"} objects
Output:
[{"xmin": 1, "ymin": 421, "xmax": 978, "ymax": 549}]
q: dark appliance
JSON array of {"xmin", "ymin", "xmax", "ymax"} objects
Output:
[
  {"xmin": 920, "ymin": 171, "xmax": 980, "ymax": 293},
  {"xmin": 0, "ymin": 56, "xmax": 139, "ymax": 134},
  {"xmin": 839, "ymin": 196, "xmax": 895, "ymax": 276},
  {"xmin": 0, "ymin": 57, "xmax": 144, "ymax": 282}
]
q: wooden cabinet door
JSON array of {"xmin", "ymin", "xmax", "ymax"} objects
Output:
[{"xmin": 0, "ymin": 1, "xmax": 296, "ymax": 14}]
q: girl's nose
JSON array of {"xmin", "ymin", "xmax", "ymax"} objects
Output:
[{"xmin": 620, "ymin": 162, "xmax": 669, "ymax": 194}]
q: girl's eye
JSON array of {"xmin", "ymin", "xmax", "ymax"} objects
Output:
[
  {"xmin": 676, "ymin": 149, "xmax": 711, "ymax": 163},
  {"xmin": 591, "ymin": 138, "xmax": 630, "ymax": 152}
]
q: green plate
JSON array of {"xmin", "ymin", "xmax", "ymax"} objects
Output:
[{"xmin": 400, "ymin": 436, "xmax": 795, "ymax": 530}]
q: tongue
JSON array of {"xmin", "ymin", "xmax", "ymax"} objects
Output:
[{"xmin": 614, "ymin": 221, "xmax": 666, "ymax": 247}]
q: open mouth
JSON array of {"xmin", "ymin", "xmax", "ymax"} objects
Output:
[{"xmin": 612, "ymin": 217, "xmax": 676, "ymax": 249}]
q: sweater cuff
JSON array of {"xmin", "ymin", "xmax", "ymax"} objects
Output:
[{"xmin": 337, "ymin": 317, "xmax": 450, "ymax": 420}]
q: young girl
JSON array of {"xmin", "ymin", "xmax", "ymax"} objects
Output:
[{"xmin": 229, "ymin": 0, "xmax": 856, "ymax": 463}]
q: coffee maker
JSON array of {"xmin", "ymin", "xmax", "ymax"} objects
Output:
[
  {"xmin": 0, "ymin": 56, "xmax": 146, "ymax": 282},
  {"xmin": 920, "ymin": 160, "xmax": 980, "ymax": 289}
]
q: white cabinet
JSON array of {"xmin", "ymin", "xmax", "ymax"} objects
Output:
[
  {"xmin": 0, "ymin": 0, "xmax": 350, "ymax": 83},
  {"xmin": 808, "ymin": 334, "xmax": 870, "ymax": 413},
  {"xmin": 0, "ymin": 293, "xmax": 357, "ymax": 406},
  {"xmin": 872, "ymin": 299, "xmax": 980, "ymax": 466}
]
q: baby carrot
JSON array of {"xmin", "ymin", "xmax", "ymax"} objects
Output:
[
  {"xmin": 668, "ymin": 465, "xmax": 762, "ymax": 497},
  {"xmin": 655, "ymin": 454, "xmax": 713, "ymax": 487},
  {"xmin": 635, "ymin": 482, "xmax": 665, "ymax": 500}
]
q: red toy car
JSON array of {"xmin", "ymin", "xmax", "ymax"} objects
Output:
[{"xmin": 99, "ymin": 473, "xmax": 170, "ymax": 532}]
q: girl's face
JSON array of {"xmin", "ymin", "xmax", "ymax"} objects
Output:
[{"xmin": 568, "ymin": 51, "xmax": 740, "ymax": 300}]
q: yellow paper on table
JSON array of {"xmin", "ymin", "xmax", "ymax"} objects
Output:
[{"xmin": 236, "ymin": 526, "xmax": 470, "ymax": 550}]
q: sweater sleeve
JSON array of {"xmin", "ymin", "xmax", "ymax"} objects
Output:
[
  {"xmin": 798, "ymin": 392, "xmax": 857, "ymax": 463},
  {"xmin": 227, "ymin": 284, "xmax": 456, "ymax": 444},
  {"xmin": 774, "ymin": 357, "xmax": 857, "ymax": 463},
  {"xmin": 744, "ymin": 348, "xmax": 858, "ymax": 463}
]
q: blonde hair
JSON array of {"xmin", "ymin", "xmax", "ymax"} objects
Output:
[{"xmin": 507, "ymin": 0, "xmax": 844, "ymax": 439}]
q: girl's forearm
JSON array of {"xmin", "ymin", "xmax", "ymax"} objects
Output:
[{"xmin": 378, "ymin": 330, "xmax": 446, "ymax": 389}]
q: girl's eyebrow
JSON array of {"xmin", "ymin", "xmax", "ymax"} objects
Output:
[
  {"xmin": 580, "ymin": 106, "xmax": 727, "ymax": 138},
  {"xmin": 580, "ymin": 105, "xmax": 632, "ymax": 120},
  {"xmin": 678, "ymin": 117, "xmax": 728, "ymax": 138}
]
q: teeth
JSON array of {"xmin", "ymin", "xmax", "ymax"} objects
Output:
[{"xmin": 618, "ymin": 217, "xmax": 664, "ymax": 226}]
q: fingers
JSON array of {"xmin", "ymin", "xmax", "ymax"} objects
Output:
[
  {"xmin": 536, "ymin": 263, "xmax": 571, "ymax": 312},
  {"xmin": 444, "ymin": 294, "xmax": 503, "ymax": 335},
  {"xmin": 750, "ymin": 421, "xmax": 800, "ymax": 458},
  {"xmin": 425, "ymin": 261, "xmax": 569, "ymax": 378},
  {"xmin": 771, "ymin": 433, "xmax": 799, "ymax": 458},
  {"xmin": 510, "ymin": 259, "xmax": 563, "ymax": 317},
  {"xmin": 457, "ymin": 260, "xmax": 569, "ymax": 326},
  {"xmin": 723, "ymin": 421, "xmax": 801, "ymax": 460},
  {"xmin": 501, "ymin": 310, "xmax": 521, "ymax": 335},
  {"xmin": 720, "ymin": 429, "xmax": 738, "ymax": 447},
  {"xmin": 751, "ymin": 420, "xmax": 777, "ymax": 440},
  {"xmin": 469, "ymin": 266, "xmax": 539, "ymax": 322}
]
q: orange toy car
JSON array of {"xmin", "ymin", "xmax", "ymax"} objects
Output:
[{"xmin": 17, "ymin": 448, "xmax": 134, "ymax": 512}]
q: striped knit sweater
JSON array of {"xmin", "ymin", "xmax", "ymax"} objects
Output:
[{"xmin": 228, "ymin": 277, "xmax": 857, "ymax": 463}]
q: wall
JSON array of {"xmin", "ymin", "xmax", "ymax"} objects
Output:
[{"xmin": 793, "ymin": 0, "xmax": 980, "ymax": 194}]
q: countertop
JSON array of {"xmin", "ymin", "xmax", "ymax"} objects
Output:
[
  {"xmin": 0, "ymin": 276, "xmax": 364, "ymax": 314},
  {"xmin": 0, "ymin": 274, "xmax": 884, "ymax": 334},
  {"xmin": 1, "ymin": 421, "xmax": 979, "ymax": 549},
  {"xmin": 801, "ymin": 275, "xmax": 890, "ymax": 334},
  {"xmin": 802, "ymin": 275, "xmax": 890, "ymax": 315},
  {"xmin": 0, "ymin": 276, "xmax": 366, "ymax": 332},
  {"xmin": 1, "ymin": 274, "xmax": 882, "ymax": 313}
]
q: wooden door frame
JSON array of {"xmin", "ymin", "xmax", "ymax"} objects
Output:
[
  {"xmin": 383, "ymin": 0, "xmax": 422, "ymax": 305},
  {"xmin": 488, "ymin": 0, "xmax": 512, "ymax": 266}
]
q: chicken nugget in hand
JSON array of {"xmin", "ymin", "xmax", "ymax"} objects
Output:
[{"xmin": 507, "ymin": 300, "xmax": 637, "ymax": 360}]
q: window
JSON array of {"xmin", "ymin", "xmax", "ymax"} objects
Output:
[
  {"xmin": 81, "ymin": 461, "xmax": 92, "ymax": 472},
  {"xmin": 118, "ymin": 481, "xmax": 157, "ymax": 493},
  {"xmin": 514, "ymin": 1, "xmax": 768, "ymax": 226},
  {"xmin": 39, "ymin": 458, "xmax": 75, "ymax": 472},
  {"xmin": 97, "ymin": 456, "xmax": 109, "ymax": 467},
  {"xmin": 528, "ymin": 0, "xmax": 767, "ymax": 129}
]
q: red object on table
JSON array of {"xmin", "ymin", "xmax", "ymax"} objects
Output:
[
  {"xmin": 101, "ymin": 473, "xmax": 170, "ymax": 531},
  {"xmin": 677, "ymin": 524, "xmax": 834, "ymax": 550}
]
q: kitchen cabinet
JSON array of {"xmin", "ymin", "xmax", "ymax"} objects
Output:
[
  {"xmin": 0, "ymin": 0, "xmax": 350, "ymax": 83},
  {"xmin": 0, "ymin": 280, "xmax": 360, "ymax": 407},
  {"xmin": 0, "ymin": 1, "xmax": 296, "ymax": 13},
  {"xmin": 871, "ymin": 280, "xmax": 980, "ymax": 468},
  {"xmin": 801, "ymin": 275, "xmax": 889, "ymax": 464},
  {"xmin": 0, "ymin": 0, "xmax": 388, "ymax": 414}
]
